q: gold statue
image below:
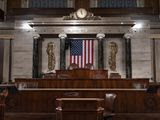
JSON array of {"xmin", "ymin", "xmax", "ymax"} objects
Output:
[
  {"xmin": 46, "ymin": 42, "xmax": 56, "ymax": 72},
  {"xmin": 108, "ymin": 42, "xmax": 118, "ymax": 71}
]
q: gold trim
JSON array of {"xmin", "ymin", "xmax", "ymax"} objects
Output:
[
  {"xmin": 63, "ymin": 8, "xmax": 101, "ymax": 20},
  {"xmin": 46, "ymin": 42, "xmax": 56, "ymax": 72},
  {"xmin": 0, "ymin": 35, "xmax": 14, "ymax": 40},
  {"xmin": 150, "ymin": 34, "xmax": 160, "ymax": 39},
  {"xmin": 108, "ymin": 42, "xmax": 118, "ymax": 71}
]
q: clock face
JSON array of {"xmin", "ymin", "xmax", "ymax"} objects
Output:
[{"xmin": 76, "ymin": 8, "xmax": 87, "ymax": 18}]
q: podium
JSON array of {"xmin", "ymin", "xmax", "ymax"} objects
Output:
[{"xmin": 56, "ymin": 98, "xmax": 104, "ymax": 120}]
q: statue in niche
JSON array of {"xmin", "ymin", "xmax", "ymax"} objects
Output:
[
  {"xmin": 46, "ymin": 42, "xmax": 56, "ymax": 72},
  {"xmin": 108, "ymin": 42, "xmax": 118, "ymax": 71}
]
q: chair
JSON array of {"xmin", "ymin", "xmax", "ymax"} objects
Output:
[
  {"xmin": 84, "ymin": 63, "xmax": 93, "ymax": 69},
  {"xmin": 109, "ymin": 73, "xmax": 121, "ymax": 79},
  {"xmin": 103, "ymin": 93, "xmax": 117, "ymax": 120},
  {"xmin": 68, "ymin": 63, "xmax": 79, "ymax": 70}
]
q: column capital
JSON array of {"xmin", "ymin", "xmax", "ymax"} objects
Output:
[
  {"xmin": 124, "ymin": 33, "xmax": 132, "ymax": 39},
  {"xmin": 33, "ymin": 35, "xmax": 40, "ymax": 39},
  {"xmin": 58, "ymin": 33, "xmax": 67, "ymax": 39},
  {"xmin": 96, "ymin": 33, "xmax": 105, "ymax": 40}
]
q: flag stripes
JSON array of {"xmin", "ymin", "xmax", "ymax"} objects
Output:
[{"xmin": 70, "ymin": 39, "xmax": 94, "ymax": 68}]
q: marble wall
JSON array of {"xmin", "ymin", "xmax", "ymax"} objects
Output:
[
  {"xmin": 130, "ymin": 21, "xmax": 152, "ymax": 79},
  {"xmin": 154, "ymin": 39, "xmax": 160, "ymax": 82},
  {"xmin": 0, "ymin": 18, "xmax": 153, "ymax": 81},
  {"xmin": 3, "ymin": 40, "xmax": 10, "ymax": 82},
  {"xmin": 11, "ymin": 21, "xmax": 37, "ymax": 80}
]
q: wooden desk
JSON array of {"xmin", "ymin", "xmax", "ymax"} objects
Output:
[
  {"xmin": 56, "ymin": 69, "xmax": 108, "ymax": 79},
  {"xmin": 15, "ymin": 78, "xmax": 149, "ymax": 88},
  {"xmin": 56, "ymin": 98, "xmax": 104, "ymax": 120}
]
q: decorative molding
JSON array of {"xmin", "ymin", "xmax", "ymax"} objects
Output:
[
  {"xmin": 108, "ymin": 42, "xmax": 118, "ymax": 71},
  {"xmin": 96, "ymin": 33, "xmax": 105, "ymax": 39},
  {"xmin": 63, "ymin": 8, "xmax": 101, "ymax": 20},
  {"xmin": 150, "ymin": 34, "xmax": 160, "ymax": 39},
  {"xmin": 34, "ymin": 26, "xmax": 130, "ymax": 35},
  {"xmin": 58, "ymin": 33, "xmax": 67, "ymax": 39},
  {"xmin": 0, "ymin": 35, "xmax": 14, "ymax": 40},
  {"xmin": 124, "ymin": 33, "xmax": 132, "ymax": 39},
  {"xmin": 46, "ymin": 42, "xmax": 56, "ymax": 72}
]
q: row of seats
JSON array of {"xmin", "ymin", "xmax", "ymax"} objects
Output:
[{"xmin": 68, "ymin": 63, "xmax": 94, "ymax": 70}]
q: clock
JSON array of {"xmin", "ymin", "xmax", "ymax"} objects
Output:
[{"xmin": 76, "ymin": 8, "xmax": 88, "ymax": 19}]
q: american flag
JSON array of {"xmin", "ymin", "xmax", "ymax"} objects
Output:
[{"xmin": 70, "ymin": 39, "xmax": 94, "ymax": 68}]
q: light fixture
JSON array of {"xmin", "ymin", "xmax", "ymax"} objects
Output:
[
  {"xmin": 132, "ymin": 23, "xmax": 143, "ymax": 29},
  {"xmin": 22, "ymin": 23, "xmax": 33, "ymax": 30}
]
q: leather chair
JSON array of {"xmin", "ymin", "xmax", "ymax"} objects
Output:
[
  {"xmin": 84, "ymin": 63, "xmax": 93, "ymax": 69},
  {"xmin": 109, "ymin": 73, "xmax": 121, "ymax": 79},
  {"xmin": 68, "ymin": 63, "xmax": 79, "ymax": 70},
  {"xmin": 103, "ymin": 93, "xmax": 117, "ymax": 120}
]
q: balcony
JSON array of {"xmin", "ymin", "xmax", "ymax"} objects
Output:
[{"xmin": 6, "ymin": 0, "xmax": 159, "ymax": 18}]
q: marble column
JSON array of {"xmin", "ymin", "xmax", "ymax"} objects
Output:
[
  {"xmin": 0, "ymin": 39, "xmax": 4, "ymax": 83},
  {"xmin": 96, "ymin": 33, "xmax": 105, "ymax": 69},
  {"xmin": 32, "ymin": 36, "xmax": 41, "ymax": 78},
  {"xmin": 124, "ymin": 34, "xmax": 132, "ymax": 78},
  {"xmin": 59, "ymin": 33, "xmax": 67, "ymax": 70}
]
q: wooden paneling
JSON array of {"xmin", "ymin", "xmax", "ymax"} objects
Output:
[
  {"xmin": 15, "ymin": 78, "xmax": 149, "ymax": 88},
  {"xmin": 7, "ymin": 7, "xmax": 157, "ymax": 17},
  {"xmin": 113, "ymin": 113, "xmax": 160, "ymax": 120},
  {"xmin": 145, "ymin": 0, "xmax": 159, "ymax": 14},
  {"xmin": 56, "ymin": 98, "xmax": 104, "ymax": 120},
  {"xmin": 90, "ymin": 8, "xmax": 156, "ymax": 16},
  {"xmin": 7, "ymin": 0, "xmax": 21, "ymax": 12},
  {"xmin": 56, "ymin": 69, "xmax": 108, "ymax": 79},
  {"xmin": 0, "ymin": 9, "xmax": 4, "ymax": 21},
  {"xmin": 0, "ymin": 90, "xmax": 8, "ymax": 120},
  {"xmin": 5, "ymin": 89, "xmax": 160, "ymax": 113},
  {"xmin": 0, "ymin": 40, "xmax": 4, "ymax": 83},
  {"xmin": 5, "ymin": 113, "xmax": 160, "ymax": 120},
  {"xmin": 5, "ymin": 113, "xmax": 56, "ymax": 120},
  {"xmin": 7, "ymin": 8, "xmax": 74, "ymax": 16},
  {"xmin": 4, "ymin": 89, "xmax": 160, "ymax": 120},
  {"xmin": 75, "ymin": 0, "xmax": 90, "ymax": 10}
]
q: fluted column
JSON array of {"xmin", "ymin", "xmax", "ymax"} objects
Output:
[
  {"xmin": 96, "ymin": 33, "xmax": 105, "ymax": 69},
  {"xmin": 59, "ymin": 33, "xmax": 67, "ymax": 70},
  {"xmin": 124, "ymin": 33, "xmax": 132, "ymax": 78}
]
